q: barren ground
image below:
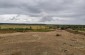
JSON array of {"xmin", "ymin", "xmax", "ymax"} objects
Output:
[{"xmin": 0, "ymin": 29, "xmax": 85, "ymax": 55}]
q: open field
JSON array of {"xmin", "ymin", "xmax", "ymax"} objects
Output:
[
  {"xmin": 0, "ymin": 24, "xmax": 49, "ymax": 29},
  {"xmin": 0, "ymin": 24, "xmax": 85, "ymax": 33},
  {"xmin": 0, "ymin": 29, "xmax": 85, "ymax": 55},
  {"xmin": 0, "ymin": 24, "xmax": 85, "ymax": 55}
]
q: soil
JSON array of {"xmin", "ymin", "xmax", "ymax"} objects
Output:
[{"xmin": 0, "ymin": 29, "xmax": 85, "ymax": 55}]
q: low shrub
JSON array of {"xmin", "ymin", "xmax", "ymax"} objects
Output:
[{"xmin": 56, "ymin": 34, "xmax": 61, "ymax": 36}]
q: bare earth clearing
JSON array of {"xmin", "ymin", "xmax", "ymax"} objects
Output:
[{"xmin": 0, "ymin": 30, "xmax": 85, "ymax": 55}]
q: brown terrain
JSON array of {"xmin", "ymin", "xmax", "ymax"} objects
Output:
[{"xmin": 0, "ymin": 29, "xmax": 85, "ymax": 55}]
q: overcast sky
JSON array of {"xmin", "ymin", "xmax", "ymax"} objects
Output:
[{"xmin": 0, "ymin": 0, "xmax": 85, "ymax": 24}]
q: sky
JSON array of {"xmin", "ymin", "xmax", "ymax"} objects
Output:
[{"xmin": 0, "ymin": 0, "xmax": 85, "ymax": 24}]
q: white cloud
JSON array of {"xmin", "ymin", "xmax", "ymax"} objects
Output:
[
  {"xmin": 0, "ymin": 14, "xmax": 41, "ymax": 23},
  {"xmin": 0, "ymin": 0, "xmax": 85, "ymax": 24},
  {"xmin": 0, "ymin": 14, "xmax": 84, "ymax": 25}
]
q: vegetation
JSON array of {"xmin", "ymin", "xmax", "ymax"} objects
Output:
[
  {"xmin": 0, "ymin": 24, "xmax": 53, "ymax": 33},
  {"xmin": 53, "ymin": 25, "xmax": 85, "ymax": 31},
  {"xmin": 0, "ymin": 24, "xmax": 85, "ymax": 33},
  {"xmin": 56, "ymin": 34, "xmax": 61, "ymax": 36}
]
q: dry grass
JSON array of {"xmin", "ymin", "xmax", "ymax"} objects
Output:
[
  {"xmin": 0, "ymin": 25, "xmax": 51, "ymax": 33},
  {"xmin": 0, "ymin": 25, "xmax": 49, "ymax": 29}
]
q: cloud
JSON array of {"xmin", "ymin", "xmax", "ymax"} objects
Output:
[{"xmin": 0, "ymin": 0, "xmax": 85, "ymax": 24}]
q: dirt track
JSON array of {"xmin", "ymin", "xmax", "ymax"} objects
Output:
[{"xmin": 0, "ymin": 30, "xmax": 85, "ymax": 55}]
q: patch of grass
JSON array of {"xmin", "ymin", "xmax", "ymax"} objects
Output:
[
  {"xmin": 0, "ymin": 25, "xmax": 56, "ymax": 33},
  {"xmin": 0, "ymin": 28, "xmax": 53, "ymax": 33},
  {"xmin": 66, "ymin": 29, "xmax": 85, "ymax": 35},
  {"xmin": 31, "ymin": 29, "xmax": 51, "ymax": 32}
]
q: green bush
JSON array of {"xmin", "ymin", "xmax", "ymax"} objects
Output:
[{"xmin": 60, "ymin": 27, "xmax": 66, "ymax": 30}]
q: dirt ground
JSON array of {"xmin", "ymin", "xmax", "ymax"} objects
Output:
[{"xmin": 0, "ymin": 29, "xmax": 85, "ymax": 55}]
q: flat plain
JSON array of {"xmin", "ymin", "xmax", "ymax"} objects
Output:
[{"xmin": 0, "ymin": 29, "xmax": 85, "ymax": 55}]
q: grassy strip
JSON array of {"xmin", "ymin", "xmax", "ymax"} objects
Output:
[
  {"xmin": 0, "ymin": 28, "xmax": 54, "ymax": 33},
  {"xmin": 66, "ymin": 29, "xmax": 85, "ymax": 35}
]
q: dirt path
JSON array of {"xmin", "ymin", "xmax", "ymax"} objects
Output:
[{"xmin": 0, "ymin": 30, "xmax": 85, "ymax": 55}]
